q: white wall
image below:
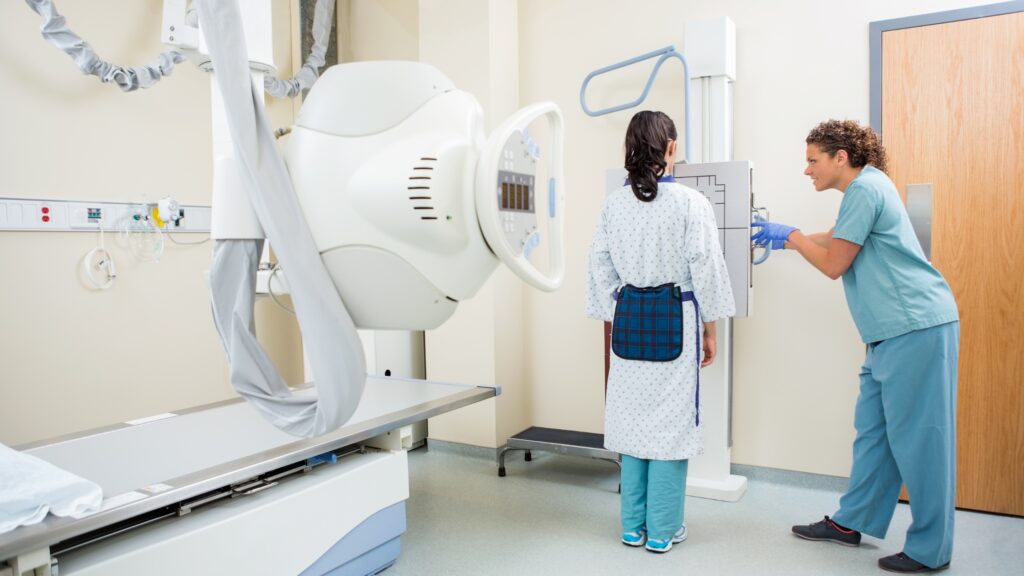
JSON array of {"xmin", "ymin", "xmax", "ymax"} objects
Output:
[
  {"xmin": 517, "ymin": 0, "xmax": 991, "ymax": 476},
  {"xmin": 339, "ymin": 0, "xmax": 420, "ymax": 62},
  {"xmin": 0, "ymin": 0, "xmax": 304, "ymax": 446}
]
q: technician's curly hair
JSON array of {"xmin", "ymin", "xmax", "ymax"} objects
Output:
[
  {"xmin": 624, "ymin": 110, "xmax": 677, "ymax": 202},
  {"xmin": 806, "ymin": 119, "xmax": 888, "ymax": 174}
]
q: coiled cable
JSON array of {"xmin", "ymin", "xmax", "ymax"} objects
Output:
[{"xmin": 25, "ymin": 0, "xmax": 186, "ymax": 92}]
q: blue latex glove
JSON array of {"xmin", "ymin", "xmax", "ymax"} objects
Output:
[{"xmin": 751, "ymin": 221, "xmax": 797, "ymax": 250}]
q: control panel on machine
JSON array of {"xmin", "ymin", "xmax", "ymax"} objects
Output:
[
  {"xmin": 476, "ymin": 101, "xmax": 564, "ymax": 292},
  {"xmin": 496, "ymin": 134, "xmax": 541, "ymax": 259}
]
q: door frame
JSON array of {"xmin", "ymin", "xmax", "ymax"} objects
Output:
[{"xmin": 869, "ymin": 0, "xmax": 1024, "ymax": 133}]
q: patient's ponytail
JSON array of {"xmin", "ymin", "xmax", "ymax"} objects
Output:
[{"xmin": 624, "ymin": 111, "xmax": 677, "ymax": 202}]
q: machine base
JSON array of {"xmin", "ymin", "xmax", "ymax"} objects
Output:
[
  {"xmin": 301, "ymin": 501, "xmax": 405, "ymax": 576},
  {"xmin": 55, "ymin": 450, "xmax": 408, "ymax": 575},
  {"xmin": 686, "ymin": 473, "xmax": 748, "ymax": 502}
]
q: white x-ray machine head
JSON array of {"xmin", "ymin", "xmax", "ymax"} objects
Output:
[{"xmin": 287, "ymin": 62, "xmax": 565, "ymax": 330}]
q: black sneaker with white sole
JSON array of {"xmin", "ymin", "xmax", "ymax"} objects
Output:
[
  {"xmin": 878, "ymin": 552, "xmax": 950, "ymax": 573},
  {"xmin": 791, "ymin": 515, "xmax": 862, "ymax": 546}
]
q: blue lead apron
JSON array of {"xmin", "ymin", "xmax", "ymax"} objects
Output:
[{"xmin": 611, "ymin": 284, "xmax": 702, "ymax": 426}]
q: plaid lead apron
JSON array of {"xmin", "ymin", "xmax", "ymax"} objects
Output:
[{"xmin": 611, "ymin": 283, "xmax": 702, "ymax": 426}]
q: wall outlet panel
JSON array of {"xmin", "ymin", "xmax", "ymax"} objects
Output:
[{"xmin": 0, "ymin": 197, "xmax": 211, "ymax": 233}]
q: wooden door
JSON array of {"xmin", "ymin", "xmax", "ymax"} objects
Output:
[{"xmin": 881, "ymin": 10, "xmax": 1024, "ymax": 516}]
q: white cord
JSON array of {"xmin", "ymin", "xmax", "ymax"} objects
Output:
[
  {"xmin": 165, "ymin": 231, "xmax": 211, "ymax": 246},
  {"xmin": 267, "ymin": 264, "xmax": 295, "ymax": 315},
  {"xmin": 83, "ymin": 220, "xmax": 116, "ymax": 290},
  {"xmin": 83, "ymin": 247, "xmax": 115, "ymax": 289}
]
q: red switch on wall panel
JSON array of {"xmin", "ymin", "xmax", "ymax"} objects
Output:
[
  {"xmin": 42, "ymin": 215, "xmax": 51, "ymax": 222},
  {"xmin": 41, "ymin": 206, "xmax": 50, "ymax": 214}
]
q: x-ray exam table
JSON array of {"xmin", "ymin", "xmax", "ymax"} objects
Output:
[{"xmin": 0, "ymin": 376, "xmax": 496, "ymax": 576}]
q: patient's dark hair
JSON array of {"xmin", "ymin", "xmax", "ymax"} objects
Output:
[
  {"xmin": 806, "ymin": 119, "xmax": 888, "ymax": 174},
  {"xmin": 624, "ymin": 111, "xmax": 677, "ymax": 202}
]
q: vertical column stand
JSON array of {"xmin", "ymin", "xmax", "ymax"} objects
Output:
[{"xmin": 682, "ymin": 17, "xmax": 747, "ymax": 502}]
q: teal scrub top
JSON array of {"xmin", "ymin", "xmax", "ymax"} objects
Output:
[{"xmin": 832, "ymin": 166, "xmax": 959, "ymax": 343}]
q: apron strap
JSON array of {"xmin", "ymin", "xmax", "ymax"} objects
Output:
[{"xmin": 681, "ymin": 291, "xmax": 700, "ymax": 426}]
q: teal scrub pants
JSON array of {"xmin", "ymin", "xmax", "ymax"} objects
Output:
[
  {"xmin": 832, "ymin": 321, "xmax": 959, "ymax": 568},
  {"xmin": 620, "ymin": 455, "xmax": 688, "ymax": 541}
]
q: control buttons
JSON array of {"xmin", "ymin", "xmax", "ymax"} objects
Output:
[{"xmin": 523, "ymin": 230, "xmax": 541, "ymax": 259}]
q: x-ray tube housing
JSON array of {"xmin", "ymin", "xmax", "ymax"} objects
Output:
[{"xmin": 285, "ymin": 61, "xmax": 565, "ymax": 330}]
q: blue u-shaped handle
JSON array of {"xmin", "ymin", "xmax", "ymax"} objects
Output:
[
  {"xmin": 752, "ymin": 240, "xmax": 772, "ymax": 265},
  {"xmin": 751, "ymin": 213, "xmax": 772, "ymax": 265},
  {"xmin": 579, "ymin": 46, "xmax": 692, "ymax": 164}
]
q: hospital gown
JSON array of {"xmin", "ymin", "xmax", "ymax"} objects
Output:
[{"xmin": 586, "ymin": 182, "xmax": 735, "ymax": 460}]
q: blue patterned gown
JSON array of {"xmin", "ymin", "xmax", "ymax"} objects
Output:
[{"xmin": 586, "ymin": 181, "xmax": 735, "ymax": 460}]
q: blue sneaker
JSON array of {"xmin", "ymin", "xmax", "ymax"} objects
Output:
[
  {"xmin": 621, "ymin": 529, "xmax": 647, "ymax": 547},
  {"xmin": 645, "ymin": 525, "xmax": 688, "ymax": 553}
]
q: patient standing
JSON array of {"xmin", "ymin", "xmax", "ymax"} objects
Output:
[{"xmin": 586, "ymin": 111, "xmax": 734, "ymax": 553}]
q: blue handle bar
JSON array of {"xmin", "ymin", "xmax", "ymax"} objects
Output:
[
  {"xmin": 752, "ymin": 240, "xmax": 772, "ymax": 265},
  {"xmin": 751, "ymin": 213, "xmax": 772, "ymax": 265},
  {"xmin": 579, "ymin": 46, "xmax": 692, "ymax": 163}
]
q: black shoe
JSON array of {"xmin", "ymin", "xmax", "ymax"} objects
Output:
[
  {"xmin": 791, "ymin": 515, "xmax": 862, "ymax": 546},
  {"xmin": 878, "ymin": 552, "xmax": 950, "ymax": 573}
]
